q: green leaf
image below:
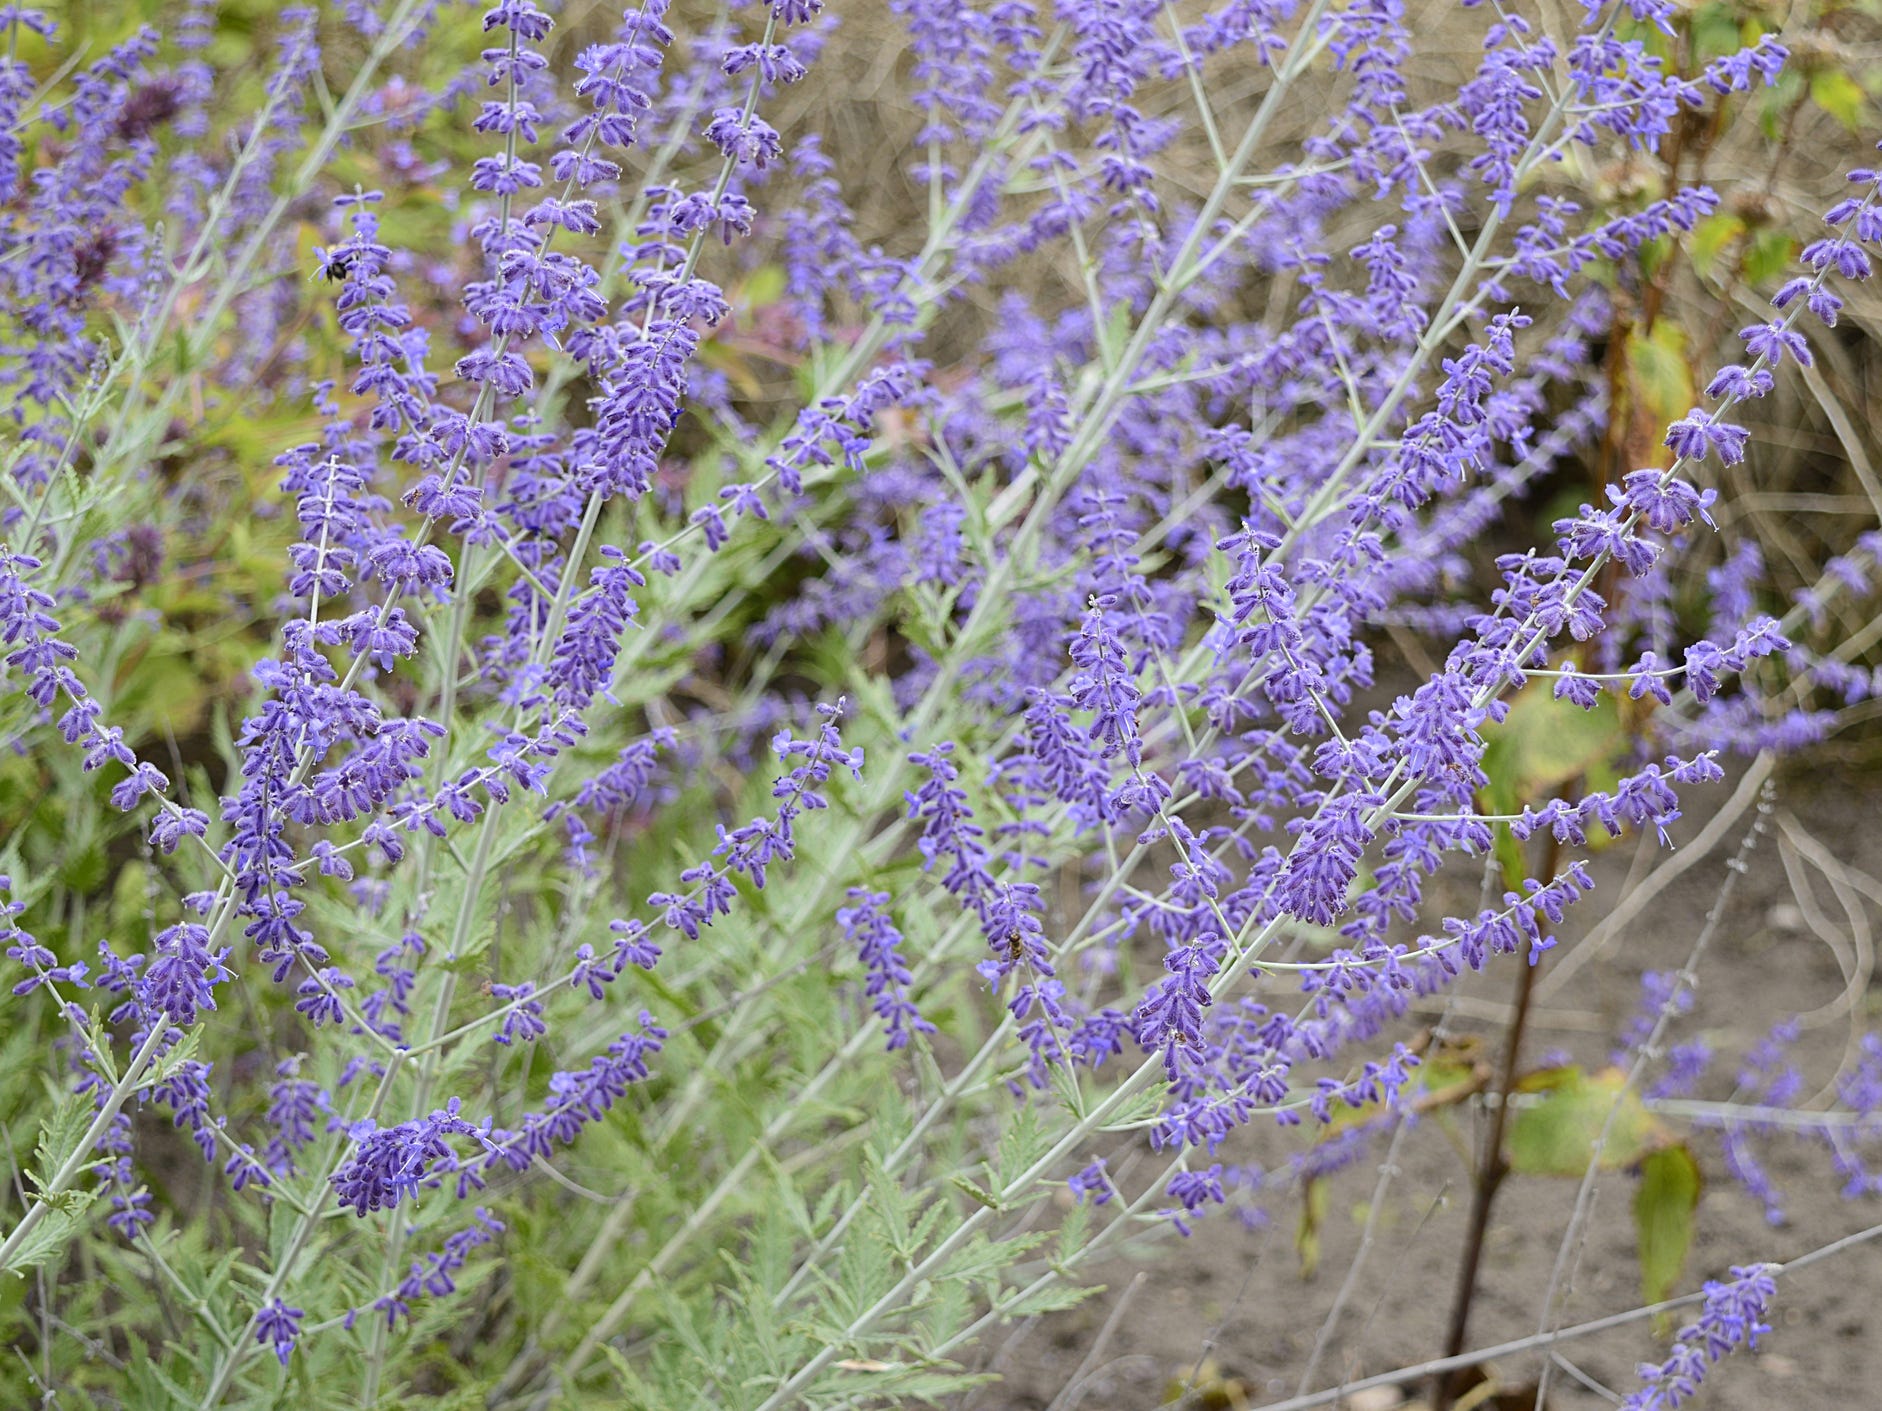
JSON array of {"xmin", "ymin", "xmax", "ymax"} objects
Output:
[
  {"xmin": 1100, "ymin": 298, "xmax": 1135, "ymax": 368},
  {"xmin": 948, "ymin": 1174, "xmax": 1005, "ymax": 1213},
  {"xmin": 1624, "ymin": 323, "xmax": 1694, "ymax": 430},
  {"xmin": 1479, "ymin": 686, "xmax": 1628, "ymax": 819},
  {"xmin": 2, "ymin": 1193, "xmax": 93, "ymax": 1277},
  {"xmin": 150, "ymin": 1027, "xmax": 204, "ymax": 1087},
  {"xmin": 56, "ymin": 837, "xmax": 108, "ymax": 894},
  {"xmin": 1003, "ymin": 1281, "xmax": 1100, "ymax": 1318},
  {"xmin": 1296, "ymin": 1175, "xmax": 1329, "ymax": 1278},
  {"xmin": 1506, "ymin": 1066, "xmax": 1668, "ymax": 1176},
  {"xmin": 1688, "ymin": 213, "xmax": 1746, "ymax": 282},
  {"xmin": 1055, "ymin": 1196, "xmax": 1093, "ymax": 1266},
  {"xmin": 741, "ymin": 264, "xmax": 787, "ymax": 308},
  {"xmin": 1744, "ymin": 230, "xmax": 1795, "ymax": 287},
  {"xmin": 609, "ymin": 1339, "xmax": 662, "ymax": 1407},
  {"xmin": 1635, "ymin": 1143, "xmax": 1702, "ymax": 1308},
  {"xmin": 1637, "ymin": 233, "xmax": 1674, "ymax": 284},
  {"xmin": 1810, "ymin": 69, "xmax": 1868, "ymax": 132},
  {"xmin": 111, "ymin": 638, "xmax": 215, "ymax": 736},
  {"xmin": 31, "ymin": 1091, "xmax": 94, "ymax": 1193},
  {"xmin": 268, "ymin": 1200, "xmax": 298, "ymax": 1270},
  {"xmin": 1690, "ymin": 3, "xmax": 1751, "ymax": 63},
  {"xmin": 109, "ymin": 860, "xmax": 152, "ymax": 935},
  {"xmin": 124, "ymin": 1334, "xmax": 204, "ymax": 1409},
  {"xmin": 1094, "ymin": 1083, "xmax": 1165, "ymax": 1134},
  {"xmin": 994, "ymin": 1104, "xmax": 1048, "ymax": 1191}
]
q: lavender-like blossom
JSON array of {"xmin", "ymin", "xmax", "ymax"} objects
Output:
[
  {"xmin": 143, "ymin": 924, "xmax": 229, "ymax": 1027},
  {"xmin": 331, "ymin": 1101, "xmax": 485, "ymax": 1218},
  {"xmin": 369, "ymin": 1209, "xmax": 505, "ymax": 1329},
  {"xmin": 253, "ymin": 1299, "xmax": 304, "ymax": 1366},
  {"xmin": 1621, "ymin": 1265, "xmax": 1778, "ymax": 1410},
  {"xmin": 837, "ymin": 888, "xmax": 931, "ymax": 1051}
]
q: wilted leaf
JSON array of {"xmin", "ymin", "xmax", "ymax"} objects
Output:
[{"xmin": 1164, "ymin": 1358, "xmax": 1253, "ymax": 1410}]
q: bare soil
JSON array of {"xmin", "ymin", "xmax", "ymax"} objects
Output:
[{"xmin": 963, "ymin": 760, "xmax": 1882, "ymax": 1411}]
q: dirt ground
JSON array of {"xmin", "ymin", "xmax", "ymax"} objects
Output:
[{"xmin": 960, "ymin": 759, "xmax": 1882, "ymax": 1410}]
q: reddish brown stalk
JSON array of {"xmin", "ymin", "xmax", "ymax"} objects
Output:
[{"xmin": 1429, "ymin": 811, "xmax": 1570, "ymax": 1411}]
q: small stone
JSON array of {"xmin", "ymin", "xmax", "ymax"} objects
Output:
[{"xmin": 1766, "ymin": 902, "xmax": 1804, "ymax": 932}]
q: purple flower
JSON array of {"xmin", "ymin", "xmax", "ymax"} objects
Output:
[
  {"xmin": 476, "ymin": 1017, "xmax": 665, "ymax": 1179},
  {"xmin": 370, "ymin": 1209, "xmax": 506, "ymax": 1329},
  {"xmin": 1705, "ymin": 364, "xmax": 1773, "ymax": 400},
  {"xmin": 1167, "ymin": 1163, "xmax": 1226, "ymax": 1214},
  {"xmin": 837, "ymin": 888, "xmax": 932, "ymax": 1051},
  {"xmin": 489, "ymin": 982, "xmax": 546, "ymax": 1045},
  {"xmin": 1739, "ymin": 320, "xmax": 1811, "ymax": 367},
  {"xmin": 1067, "ymin": 1159, "xmax": 1112, "ymax": 1205},
  {"xmin": 254, "ymin": 1299, "xmax": 303, "ymax": 1366},
  {"xmin": 1621, "ymin": 1265, "xmax": 1778, "ymax": 1409},
  {"xmin": 331, "ymin": 1102, "xmax": 484, "ymax": 1218},
  {"xmin": 1134, "ymin": 942, "xmax": 1220, "ymax": 1078},
  {"xmin": 906, "ymin": 743, "xmax": 993, "ymax": 901},
  {"xmin": 1618, "ymin": 470, "xmax": 1718, "ymax": 534},
  {"xmin": 0, "ymin": 0, "xmax": 1875, "ymax": 1379},
  {"xmin": 143, "ymin": 923, "xmax": 229, "ymax": 1027},
  {"xmin": 1664, "ymin": 410, "xmax": 1748, "ymax": 464}
]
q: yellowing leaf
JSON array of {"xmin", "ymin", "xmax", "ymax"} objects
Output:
[
  {"xmin": 1689, "ymin": 213, "xmax": 1746, "ymax": 282},
  {"xmin": 1810, "ymin": 70, "xmax": 1868, "ymax": 132},
  {"xmin": 1507, "ymin": 1066, "xmax": 1669, "ymax": 1176},
  {"xmin": 1624, "ymin": 324, "xmax": 1694, "ymax": 429}
]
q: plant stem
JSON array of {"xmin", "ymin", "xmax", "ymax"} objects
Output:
[
  {"xmin": 0, "ymin": 1021, "xmax": 169, "ymax": 1275},
  {"xmin": 1430, "ymin": 816, "xmax": 1567, "ymax": 1410}
]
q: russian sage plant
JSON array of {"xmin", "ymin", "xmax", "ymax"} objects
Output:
[{"xmin": 2, "ymin": 0, "xmax": 1882, "ymax": 1407}]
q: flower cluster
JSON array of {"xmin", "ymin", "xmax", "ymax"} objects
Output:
[{"xmin": 1620, "ymin": 1264, "xmax": 1779, "ymax": 1410}]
